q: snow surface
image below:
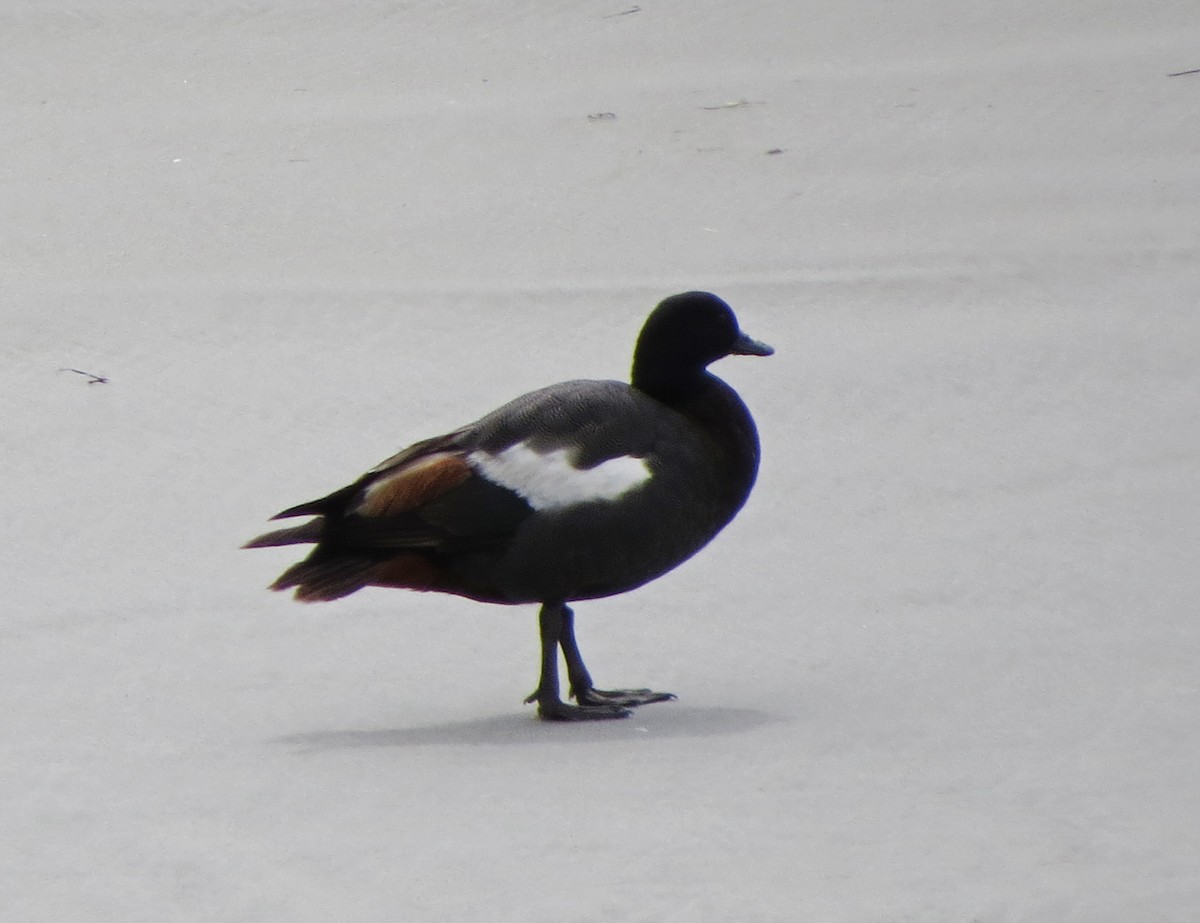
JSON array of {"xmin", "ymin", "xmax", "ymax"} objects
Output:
[{"xmin": 4, "ymin": 2, "xmax": 1199, "ymax": 921}]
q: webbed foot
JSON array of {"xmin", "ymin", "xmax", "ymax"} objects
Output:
[
  {"xmin": 572, "ymin": 686, "xmax": 676, "ymax": 708},
  {"xmin": 524, "ymin": 688, "xmax": 632, "ymax": 721}
]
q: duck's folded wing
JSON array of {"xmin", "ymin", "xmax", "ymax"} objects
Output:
[
  {"xmin": 245, "ymin": 381, "xmax": 662, "ymax": 553},
  {"xmin": 244, "ymin": 445, "xmax": 533, "ymax": 553}
]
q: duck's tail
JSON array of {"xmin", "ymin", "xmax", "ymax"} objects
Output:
[
  {"xmin": 242, "ymin": 519, "xmax": 324, "ymax": 549},
  {"xmin": 243, "ymin": 508, "xmax": 374, "ymax": 602},
  {"xmin": 267, "ymin": 553, "xmax": 378, "ymax": 602}
]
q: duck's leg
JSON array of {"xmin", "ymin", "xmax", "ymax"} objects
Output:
[
  {"xmin": 559, "ymin": 604, "xmax": 677, "ymax": 709},
  {"xmin": 524, "ymin": 602, "xmax": 631, "ymax": 720}
]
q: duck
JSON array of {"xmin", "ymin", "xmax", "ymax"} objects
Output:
[{"xmin": 244, "ymin": 291, "xmax": 772, "ymax": 720}]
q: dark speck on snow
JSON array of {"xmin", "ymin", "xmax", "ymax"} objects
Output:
[{"xmin": 245, "ymin": 291, "xmax": 773, "ymax": 720}]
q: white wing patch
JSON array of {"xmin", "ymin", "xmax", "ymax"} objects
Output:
[{"xmin": 468, "ymin": 443, "xmax": 652, "ymax": 511}]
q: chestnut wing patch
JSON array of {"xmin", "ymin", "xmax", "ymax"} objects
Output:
[
  {"xmin": 338, "ymin": 450, "xmax": 534, "ymax": 550},
  {"xmin": 355, "ymin": 452, "xmax": 473, "ymax": 517}
]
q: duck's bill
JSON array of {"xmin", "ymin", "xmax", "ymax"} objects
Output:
[{"xmin": 732, "ymin": 332, "xmax": 774, "ymax": 357}]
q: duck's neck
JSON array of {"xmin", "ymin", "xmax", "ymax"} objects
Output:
[
  {"xmin": 631, "ymin": 356, "xmax": 707, "ymax": 406},
  {"xmin": 637, "ymin": 369, "xmax": 762, "ymax": 508}
]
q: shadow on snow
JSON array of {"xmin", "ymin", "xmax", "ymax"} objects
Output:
[{"xmin": 277, "ymin": 705, "xmax": 781, "ymax": 751}]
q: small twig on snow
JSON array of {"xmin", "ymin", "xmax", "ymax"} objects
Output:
[
  {"xmin": 1167, "ymin": 67, "xmax": 1200, "ymax": 77},
  {"xmin": 59, "ymin": 367, "xmax": 109, "ymax": 384}
]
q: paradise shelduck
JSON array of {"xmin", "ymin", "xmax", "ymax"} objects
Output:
[{"xmin": 245, "ymin": 291, "xmax": 772, "ymax": 720}]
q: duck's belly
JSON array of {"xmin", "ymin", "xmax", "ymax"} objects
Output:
[{"xmin": 466, "ymin": 472, "xmax": 739, "ymax": 603}]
